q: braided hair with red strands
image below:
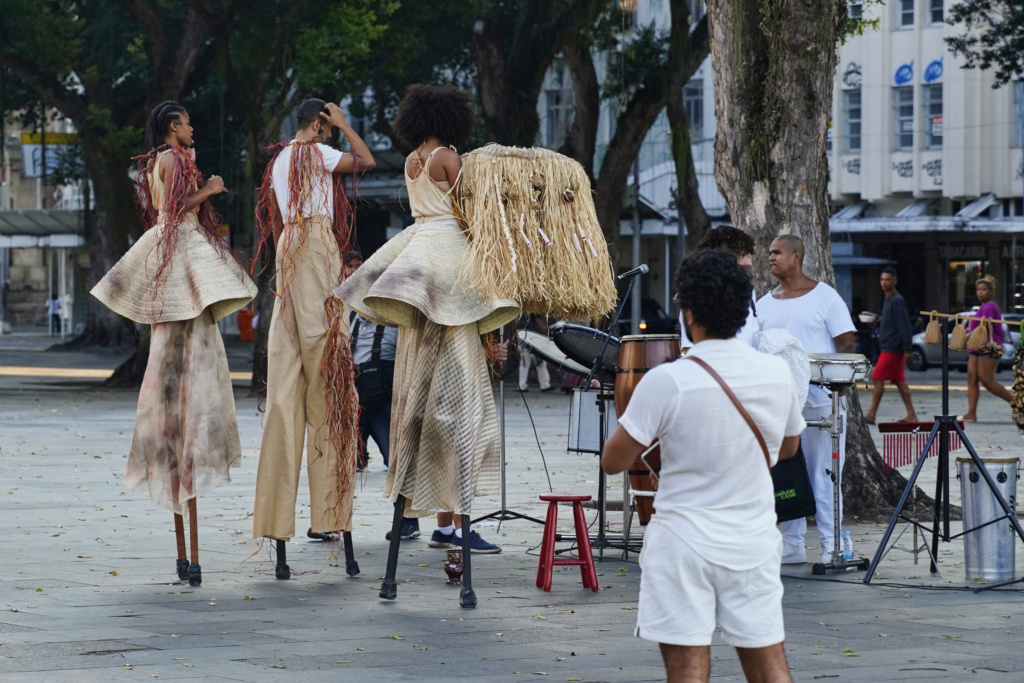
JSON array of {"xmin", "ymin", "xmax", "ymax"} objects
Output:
[{"xmin": 132, "ymin": 101, "xmax": 239, "ymax": 291}]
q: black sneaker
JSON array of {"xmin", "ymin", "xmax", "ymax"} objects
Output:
[
  {"xmin": 307, "ymin": 528, "xmax": 339, "ymax": 542},
  {"xmin": 456, "ymin": 529, "xmax": 502, "ymax": 554},
  {"xmin": 428, "ymin": 529, "xmax": 455, "ymax": 548},
  {"xmin": 385, "ymin": 519, "xmax": 421, "ymax": 541}
]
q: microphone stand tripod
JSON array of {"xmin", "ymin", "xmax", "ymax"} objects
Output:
[
  {"xmin": 581, "ymin": 269, "xmax": 640, "ymax": 561},
  {"xmin": 473, "ymin": 327, "xmax": 545, "ymax": 528}
]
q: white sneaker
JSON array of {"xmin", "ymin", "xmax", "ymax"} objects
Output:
[
  {"xmin": 380, "ymin": 462, "xmax": 390, "ymax": 473},
  {"xmin": 781, "ymin": 542, "xmax": 807, "ymax": 564},
  {"xmin": 820, "ymin": 545, "xmax": 836, "ymax": 564}
]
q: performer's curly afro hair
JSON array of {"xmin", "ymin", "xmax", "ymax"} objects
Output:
[
  {"xmin": 696, "ymin": 225, "xmax": 754, "ymax": 257},
  {"xmin": 392, "ymin": 84, "xmax": 476, "ymax": 151},
  {"xmin": 674, "ymin": 250, "xmax": 752, "ymax": 340}
]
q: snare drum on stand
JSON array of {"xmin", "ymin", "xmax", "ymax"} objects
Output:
[{"xmin": 614, "ymin": 335, "xmax": 681, "ymax": 526}]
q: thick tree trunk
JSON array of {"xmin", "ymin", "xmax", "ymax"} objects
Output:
[
  {"xmin": 57, "ymin": 145, "xmax": 139, "ymax": 350},
  {"xmin": 705, "ymin": 0, "xmax": 928, "ymax": 519}
]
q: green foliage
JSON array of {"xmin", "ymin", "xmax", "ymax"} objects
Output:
[
  {"xmin": 295, "ymin": 1, "xmax": 397, "ymax": 94},
  {"xmin": 947, "ymin": 0, "xmax": 1024, "ymax": 87},
  {"xmin": 840, "ymin": 0, "xmax": 884, "ymax": 44}
]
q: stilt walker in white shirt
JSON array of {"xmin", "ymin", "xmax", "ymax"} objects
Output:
[{"xmin": 755, "ymin": 234, "xmax": 857, "ymax": 565}]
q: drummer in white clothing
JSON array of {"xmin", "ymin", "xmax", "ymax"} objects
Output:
[{"xmin": 755, "ymin": 234, "xmax": 857, "ymax": 565}]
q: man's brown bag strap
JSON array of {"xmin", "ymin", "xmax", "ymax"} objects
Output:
[{"xmin": 685, "ymin": 355, "xmax": 771, "ymax": 468}]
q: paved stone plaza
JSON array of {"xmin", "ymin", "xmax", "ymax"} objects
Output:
[{"xmin": 3, "ymin": 333, "xmax": 1024, "ymax": 681}]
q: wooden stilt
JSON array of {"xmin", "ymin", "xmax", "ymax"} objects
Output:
[
  {"xmin": 187, "ymin": 498, "xmax": 201, "ymax": 586},
  {"xmin": 174, "ymin": 513, "xmax": 188, "ymax": 580}
]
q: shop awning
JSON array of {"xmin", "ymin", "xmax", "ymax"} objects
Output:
[
  {"xmin": 0, "ymin": 210, "xmax": 85, "ymax": 248},
  {"xmin": 831, "ymin": 216, "xmax": 1024, "ymax": 234},
  {"xmin": 954, "ymin": 192, "xmax": 997, "ymax": 219}
]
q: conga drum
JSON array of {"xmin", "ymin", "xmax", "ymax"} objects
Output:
[{"xmin": 614, "ymin": 334, "xmax": 681, "ymax": 525}]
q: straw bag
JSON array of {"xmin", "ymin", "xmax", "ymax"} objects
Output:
[
  {"xmin": 949, "ymin": 315, "xmax": 967, "ymax": 351},
  {"xmin": 924, "ymin": 311, "xmax": 942, "ymax": 344},
  {"xmin": 966, "ymin": 318, "xmax": 991, "ymax": 353}
]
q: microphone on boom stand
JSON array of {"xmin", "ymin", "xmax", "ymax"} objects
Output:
[{"xmin": 617, "ymin": 264, "xmax": 649, "ymax": 280}]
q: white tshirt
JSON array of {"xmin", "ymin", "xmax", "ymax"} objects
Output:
[
  {"xmin": 679, "ymin": 303, "xmax": 758, "ymax": 347},
  {"xmin": 271, "ymin": 141, "xmax": 345, "ymax": 221},
  {"xmin": 755, "ymin": 282, "xmax": 856, "ymax": 407},
  {"xmin": 618, "ymin": 338, "xmax": 806, "ymax": 570}
]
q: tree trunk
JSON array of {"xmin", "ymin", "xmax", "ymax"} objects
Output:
[
  {"xmin": 57, "ymin": 144, "xmax": 139, "ymax": 350},
  {"xmin": 592, "ymin": 3, "xmax": 707, "ymax": 244},
  {"xmin": 705, "ymin": 0, "xmax": 929, "ymax": 520},
  {"xmin": 667, "ymin": 75, "xmax": 710, "ymax": 250}
]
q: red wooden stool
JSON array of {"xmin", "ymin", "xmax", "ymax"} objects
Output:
[{"xmin": 536, "ymin": 493, "xmax": 598, "ymax": 592}]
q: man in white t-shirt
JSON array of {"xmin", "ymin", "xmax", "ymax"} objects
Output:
[
  {"xmin": 252, "ymin": 99, "xmax": 375, "ymax": 577},
  {"xmin": 755, "ymin": 234, "xmax": 857, "ymax": 565},
  {"xmin": 603, "ymin": 250, "xmax": 804, "ymax": 683}
]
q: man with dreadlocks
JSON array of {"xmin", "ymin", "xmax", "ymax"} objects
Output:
[
  {"xmin": 251, "ymin": 99, "xmax": 374, "ymax": 579},
  {"xmin": 92, "ymin": 101, "xmax": 257, "ymax": 586}
]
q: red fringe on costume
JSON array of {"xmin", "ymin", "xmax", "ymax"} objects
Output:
[
  {"xmin": 320, "ymin": 297, "xmax": 361, "ymax": 528},
  {"xmin": 252, "ymin": 140, "xmax": 364, "ymax": 526},
  {"xmin": 131, "ymin": 145, "xmax": 240, "ymax": 291},
  {"xmin": 252, "ymin": 140, "xmax": 360, "ymax": 282}
]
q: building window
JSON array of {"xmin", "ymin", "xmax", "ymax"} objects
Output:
[
  {"xmin": 924, "ymin": 83, "xmax": 943, "ymax": 149},
  {"xmin": 543, "ymin": 58, "xmax": 574, "ymax": 148},
  {"xmin": 894, "ymin": 85, "xmax": 914, "ymax": 150},
  {"xmin": 1015, "ymin": 80, "xmax": 1024, "ymax": 148},
  {"xmin": 899, "ymin": 0, "xmax": 914, "ymax": 27},
  {"xmin": 848, "ymin": 0, "xmax": 862, "ymax": 20},
  {"xmin": 683, "ymin": 78, "xmax": 703, "ymax": 141},
  {"xmin": 843, "ymin": 89, "xmax": 862, "ymax": 152},
  {"xmin": 930, "ymin": 0, "xmax": 943, "ymax": 23}
]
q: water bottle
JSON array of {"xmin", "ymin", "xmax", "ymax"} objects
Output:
[{"xmin": 842, "ymin": 531, "xmax": 853, "ymax": 560}]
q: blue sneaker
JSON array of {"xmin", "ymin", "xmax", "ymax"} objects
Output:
[
  {"xmin": 456, "ymin": 529, "xmax": 502, "ymax": 554},
  {"xmin": 385, "ymin": 519, "xmax": 421, "ymax": 541},
  {"xmin": 428, "ymin": 529, "xmax": 455, "ymax": 548}
]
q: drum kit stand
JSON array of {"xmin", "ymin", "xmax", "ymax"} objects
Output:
[
  {"xmin": 863, "ymin": 314, "xmax": 1024, "ymax": 591},
  {"xmin": 805, "ymin": 353, "xmax": 872, "ymax": 575}
]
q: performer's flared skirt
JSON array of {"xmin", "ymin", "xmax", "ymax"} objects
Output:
[
  {"xmin": 92, "ymin": 215, "xmax": 256, "ymax": 325},
  {"xmin": 383, "ymin": 311, "xmax": 500, "ymax": 516},
  {"xmin": 335, "ymin": 215, "xmax": 517, "ymax": 515},
  {"xmin": 125, "ymin": 308, "xmax": 241, "ymax": 514}
]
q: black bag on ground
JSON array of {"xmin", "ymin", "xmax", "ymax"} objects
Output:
[
  {"xmin": 772, "ymin": 441, "xmax": 817, "ymax": 523},
  {"xmin": 352, "ymin": 320, "xmax": 394, "ymax": 411}
]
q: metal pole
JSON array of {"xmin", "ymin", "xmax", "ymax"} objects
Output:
[
  {"xmin": 58, "ymin": 247, "xmax": 67, "ymax": 341},
  {"xmin": 498, "ymin": 327, "xmax": 507, "ymax": 527},
  {"xmin": 630, "ymin": 158, "xmax": 641, "ymax": 334}
]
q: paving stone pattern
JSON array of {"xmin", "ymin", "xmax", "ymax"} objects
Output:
[{"xmin": 3, "ymin": 337, "xmax": 1024, "ymax": 681}]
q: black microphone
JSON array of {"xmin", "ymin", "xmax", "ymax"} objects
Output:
[{"xmin": 617, "ymin": 264, "xmax": 649, "ymax": 280}]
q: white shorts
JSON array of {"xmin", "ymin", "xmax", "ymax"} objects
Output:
[{"xmin": 635, "ymin": 522, "xmax": 785, "ymax": 648}]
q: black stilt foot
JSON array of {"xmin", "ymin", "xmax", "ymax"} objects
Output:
[
  {"xmin": 343, "ymin": 531, "xmax": 359, "ymax": 577},
  {"xmin": 176, "ymin": 558, "xmax": 189, "ymax": 581},
  {"xmin": 459, "ymin": 514, "xmax": 476, "ymax": 608},
  {"xmin": 187, "ymin": 563, "xmax": 202, "ymax": 586},
  {"xmin": 380, "ymin": 496, "xmax": 405, "ymax": 600},
  {"xmin": 379, "ymin": 577, "xmax": 397, "ymax": 600},
  {"xmin": 275, "ymin": 539, "xmax": 290, "ymax": 580}
]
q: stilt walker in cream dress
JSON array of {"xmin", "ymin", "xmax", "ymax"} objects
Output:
[
  {"xmin": 92, "ymin": 102, "xmax": 257, "ymax": 586},
  {"xmin": 250, "ymin": 99, "xmax": 374, "ymax": 580},
  {"xmin": 334, "ymin": 85, "xmax": 519, "ymax": 607}
]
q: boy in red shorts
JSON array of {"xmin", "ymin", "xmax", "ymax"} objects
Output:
[{"xmin": 864, "ymin": 267, "xmax": 917, "ymax": 424}]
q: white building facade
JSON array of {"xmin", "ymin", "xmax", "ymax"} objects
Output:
[{"xmin": 830, "ymin": 0, "xmax": 1024, "ymax": 315}]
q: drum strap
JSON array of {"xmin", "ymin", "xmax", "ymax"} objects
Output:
[{"xmin": 685, "ymin": 356, "xmax": 770, "ymax": 468}]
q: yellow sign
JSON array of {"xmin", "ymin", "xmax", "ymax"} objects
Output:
[{"xmin": 20, "ymin": 132, "xmax": 80, "ymax": 145}]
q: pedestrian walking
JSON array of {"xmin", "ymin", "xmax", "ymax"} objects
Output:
[
  {"xmin": 864, "ymin": 267, "xmax": 917, "ymax": 424},
  {"xmin": 961, "ymin": 274, "xmax": 1012, "ymax": 423}
]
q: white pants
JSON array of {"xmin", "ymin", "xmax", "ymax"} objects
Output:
[
  {"xmin": 780, "ymin": 401, "xmax": 846, "ymax": 550},
  {"xmin": 518, "ymin": 351, "xmax": 551, "ymax": 390}
]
